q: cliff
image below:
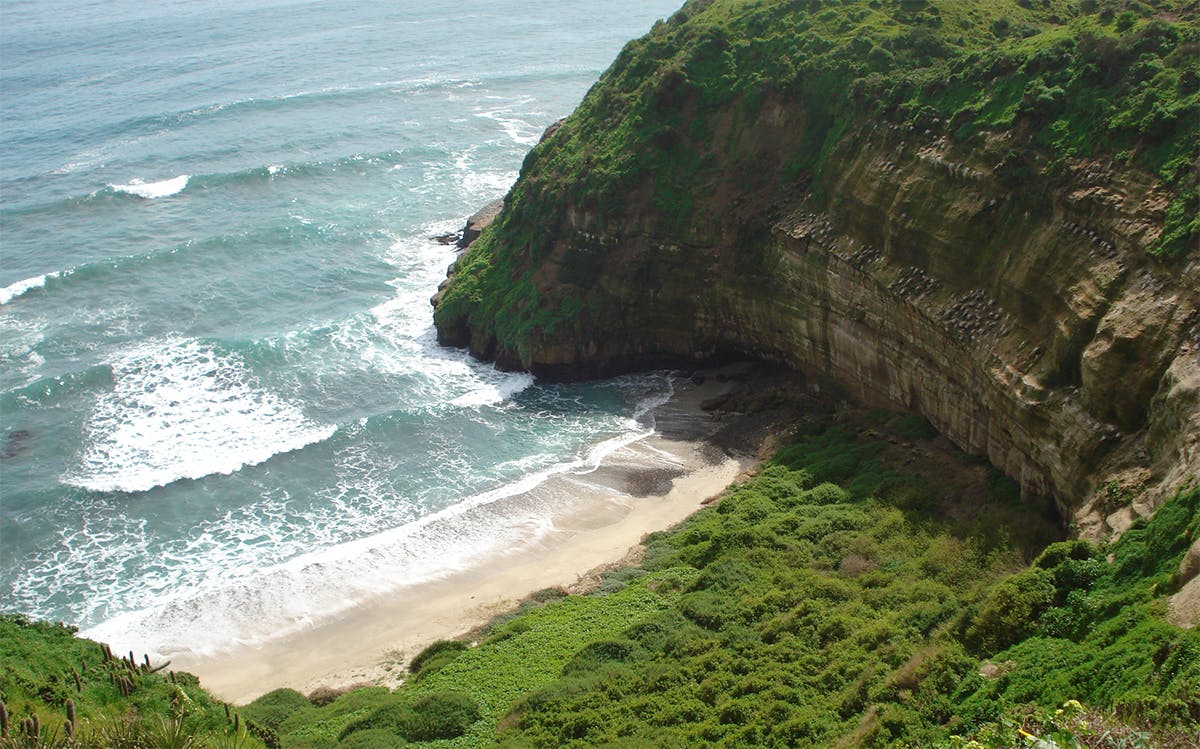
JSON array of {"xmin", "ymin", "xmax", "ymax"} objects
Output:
[{"xmin": 433, "ymin": 0, "xmax": 1200, "ymax": 535}]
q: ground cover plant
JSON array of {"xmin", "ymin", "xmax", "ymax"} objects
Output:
[
  {"xmin": 241, "ymin": 408, "xmax": 1197, "ymax": 747},
  {"xmin": 482, "ymin": 416, "xmax": 1199, "ymax": 748},
  {"xmin": 6, "ymin": 407, "xmax": 1197, "ymax": 748},
  {"xmin": 0, "ymin": 615, "xmax": 261, "ymax": 748}
]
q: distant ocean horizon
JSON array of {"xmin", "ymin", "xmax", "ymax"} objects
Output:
[{"xmin": 0, "ymin": 0, "xmax": 684, "ymax": 658}]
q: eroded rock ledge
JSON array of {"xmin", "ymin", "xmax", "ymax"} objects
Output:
[{"xmin": 435, "ymin": 118, "xmax": 1198, "ymax": 537}]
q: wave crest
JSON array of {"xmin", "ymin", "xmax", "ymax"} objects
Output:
[
  {"xmin": 108, "ymin": 175, "xmax": 189, "ymax": 199},
  {"xmin": 64, "ymin": 337, "xmax": 335, "ymax": 493},
  {"xmin": 0, "ymin": 272, "xmax": 59, "ymax": 305}
]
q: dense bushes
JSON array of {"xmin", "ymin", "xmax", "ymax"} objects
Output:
[
  {"xmin": 953, "ymin": 485, "xmax": 1200, "ymax": 736},
  {"xmin": 327, "ymin": 691, "xmax": 484, "ymax": 744},
  {"xmin": 242, "ymin": 688, "xmax": 313, "ymax": 731},
  {"xmin": 407, "ymin": 641, "xmax": 468, "ymax": 680},
  {"xmin": 7, "ymin": 413, "xmax": 1196, "ymax": 747},
  {"xmin": 488, "ymin": 422, "xmax": 1199, "ymax": 747}
]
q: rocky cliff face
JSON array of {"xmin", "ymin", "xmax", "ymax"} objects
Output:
[{"xmin": 433, "ymin": 0, "xmax": 1199, "ymax": 536}]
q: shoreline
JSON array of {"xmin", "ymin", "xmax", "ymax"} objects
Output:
[{"xmin": 171, "ymin": 372, "xmax": 768, "ymax": 705}]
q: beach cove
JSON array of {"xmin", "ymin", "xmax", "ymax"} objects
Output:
[{"xmin": 172, "ymin": 374, "xmax": 763, "ymax": 703}]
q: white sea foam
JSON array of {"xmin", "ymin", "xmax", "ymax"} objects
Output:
[
  {"xmin": 65, "ymin": 337, "xmax": 335, "ymax": 493},
  {"xmin": 79, "ymin": 402, "xmax": 664, "ymax": 659},
  {"xmin": 462, "ymin": 169, "xmax": 518, "ymax": 198},
  {"xmin": 325, "ymin": 227, "xmax": 536, "ymax": 409},
  {"xmin": 0, "ymin": 272, "xmax": 59, "ymax": 305},
  {"xmin": 449, "ymin": 373, "xmax": 535, "ymax": 408},
  {"xmin": 109, "ymin": 175, "xmax": 189, "ymax": 199},
  {"xmin": 474, "ymin": 100, "xmax": 542, "ymax": 146}
]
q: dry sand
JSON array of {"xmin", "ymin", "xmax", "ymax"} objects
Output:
[{"xmin": 171, "ymin": 377, "xmax": 759, "ymax": 704}]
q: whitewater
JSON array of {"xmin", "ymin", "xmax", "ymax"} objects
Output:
[{"xmin": 0, "ymin": 0, "xmax": 685, "ymax": 658}]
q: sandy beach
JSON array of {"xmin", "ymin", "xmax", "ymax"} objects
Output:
[{"xmin": 171, "ymin": 374, "xmax": 763, "ymax": 704}]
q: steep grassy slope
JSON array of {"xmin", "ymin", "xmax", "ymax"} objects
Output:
[
  {"xmin": 433, "ymin": 0, "xmax": 1200, "ymax": 534},
  {"xmin": 0, "ymin": 616, "xmax": 262, "ymax": 747},
  {"xmin": 242, "ymin": 410, "xmax": 1200, "ymax": 748},
  {"xmin": 489, "ymin": 425, "xmax": 1200, "ymax": 748}
]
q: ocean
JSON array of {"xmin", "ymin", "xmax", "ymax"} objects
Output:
[{"xmin": 0, "ymin": 0, "xmax": 685, "ymax": 658}]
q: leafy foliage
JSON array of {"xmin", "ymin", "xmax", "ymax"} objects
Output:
[
  {"xmin": 5, "ymin": 418, "xmax": 1196, "ymax": 747},
  {"xmin": 480, "ymin": 427, "xmax": 1196, "ymax": 748},
  {"xmin": 407, "ymin": 642, "xmax": 468, "ymax": 681},
  {"xmin": 0, "ymin": 615, "xmax": 262, "ymax": 748}
]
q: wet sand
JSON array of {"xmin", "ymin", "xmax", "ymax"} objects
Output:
[{"xmin": 172, "ymin": 375, "xmax": 761, "ymax": 704}]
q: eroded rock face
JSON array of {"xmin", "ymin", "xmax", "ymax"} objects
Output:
[
  {"xmin": 458, "ymin": 198, "xmax": 504, "ymax": 250},
  {"xmin": 1169, "ymin": 540, "xmax": 1200, "ymax": 629},
  {"xmin": 435, "ymin": 116, "xmax": 1199, "ymax": 535}
]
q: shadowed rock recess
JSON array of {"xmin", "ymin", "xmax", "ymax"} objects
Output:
[{"xmin": 433, "ymin": 0, "xmax": 1199, "ymax": 536}]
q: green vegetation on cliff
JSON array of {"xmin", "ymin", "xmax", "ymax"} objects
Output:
[
  {"xmin": 8, "ymin": 3, "xmax": 1200, "ymax": 747},
  {"xmin": 6, "ymin": 411, "xmax": 1197, "ymax": 747},
  {"xmin": 434, "ymin": 0, "xmax": 1199, "ymax": 366},
  {"xmin": 229, "ymin": 410, "xmax": 1199, "ymax": 748},
  {"xmin": 0, "ymin": 615, "xmax": 261, "ymax": 748}
]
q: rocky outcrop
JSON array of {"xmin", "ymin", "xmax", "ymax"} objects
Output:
[
  {"xmin": 432, "ymin": 3, "xmax": 1199, "ymax": 536},
  {"xmin": 1169, "ymin": 539, "xmax": 1200, "ymax": 628},
  {"xmin": 458, "ymin": 198, "xmax": 503, "ymax": 250}
]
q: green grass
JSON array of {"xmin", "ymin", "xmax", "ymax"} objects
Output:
[
  {"xmin": 235, "ymin": 411, "xmax": 1196, "ymax": 748},
  {"xmin": 0, "ymin": 615, "xmax": 260, "ymax": 747},
  {"xmin": 7, "ymin": 412, "xmax": 1196, "ymax": 747},
  {"xmin": 246, "ymin": 576, "xmax": 682, "ymax": 748},
  {"xmin": 482, "ymin": 425, "xmax": 1198, "ymax": 748}
]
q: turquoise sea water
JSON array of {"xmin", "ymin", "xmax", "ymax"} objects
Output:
[{"xmin": 0, "ymin": 0, "xmax": 683, "ymax": 657}]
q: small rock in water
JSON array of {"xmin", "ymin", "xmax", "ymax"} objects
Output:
[{"xmin": 1, "ymin": 429, "xmax": 31, "ymax": 459}]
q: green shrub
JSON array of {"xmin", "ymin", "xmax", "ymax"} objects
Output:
[
  {"xmin": 401, "ymin": 691, "xmax": 481, "ymax": 741},
  {"xmin": 338, "ymin": 703, "xmax": 411, "ymax": 741},
  {"xmin": 407, "ymin": 640, "xmax": 468, "ymax": 678},
  {"xmin": 966, "ymin": 567, "xmax": 1056, "ymax": 653},
  {"xmin": 336, "ymin": 728, "xmax": 406, "ymax": 749},
  {"xmin": 243, "ymin": 688, "xmax": 311, "ymax": 731},
  {"xmin": 560, "ymin": 640, "xmax": 638, "ymax": 677}
]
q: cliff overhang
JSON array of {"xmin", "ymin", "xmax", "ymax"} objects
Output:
[{"xmin": 432, "ymin": 0, "xmax": 1200, "ymax": 537}]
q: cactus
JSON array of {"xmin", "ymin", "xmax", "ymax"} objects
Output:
[
  {"xmin": 22, "ymin": 714, "xmax": 42, "ymax": 739},
  {"xmin": 65, "ymin": 702, "xmax": 76, "ymax": 736},
  {"xmin": 72, "ymin": 668, "xmax": 82, "ymax": 691},
  {"xmin": 1, "ymin": 699, "xmax": 8, "ymax": 737}
]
